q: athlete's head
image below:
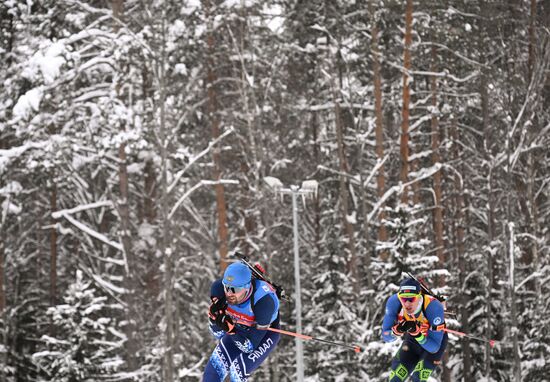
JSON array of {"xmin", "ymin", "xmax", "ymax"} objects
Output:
[
  {"xmin": 223, "ymin": 262, "xmax": 252, "ymax": 304},
  {"xmin": 397, "ymin": 278, "xmax": 422, "ymax": 315}
]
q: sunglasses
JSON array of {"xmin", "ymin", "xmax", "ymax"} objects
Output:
[
  {"xmin": 223, "ymin": 284, "xmax": 248, "ymax": 294},
  {"xmin": 398, "ymin": 294, "xmax": 420, "ymax": 303}
]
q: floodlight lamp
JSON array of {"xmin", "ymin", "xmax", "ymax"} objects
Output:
[
  {"xmin": 301, "ymin": 180, "xmax": 318, "ymax": 198},
  {"xmin": 264, "ymin": 176, "xmax": 283, "ymax": 192}
]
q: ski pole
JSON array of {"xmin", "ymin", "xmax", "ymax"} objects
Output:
[
  {"xmin": 443, "ymin": 328, "xmax": 497, "ymax": 348},
  {"xmin": 265, "ymin": 327, "xmax": 362, "ymax": 353}
]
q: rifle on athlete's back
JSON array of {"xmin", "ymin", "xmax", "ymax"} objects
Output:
[
  {"xmin": 405, "ymin": 272, "xmax": 454, "ymax": 317},
  {"xmin": 233, "ymin": 252, "xmax": 290, "ymax": 302}
]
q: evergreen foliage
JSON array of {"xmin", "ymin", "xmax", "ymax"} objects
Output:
[
  {"xmin": 33, "ymin": 270, "xmax": 125, "ymax": 381},
  {"xmin": 0, "ymin": 0, "xmax": 548, "ymax": 380}
]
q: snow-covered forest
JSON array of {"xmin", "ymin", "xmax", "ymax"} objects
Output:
[{"xmin": 1, "ymin": 0, "xmax": 548, "ymax": 381}]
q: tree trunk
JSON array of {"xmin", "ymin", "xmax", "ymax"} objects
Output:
[
  {"xmin": 480, "ymin": 65, "xmax": 495, "ymax": 379},
  {"xmin": 112, "ymin": 0, "xmax": 137, "ymax": 373},
  {"xmin": 49, "ymin": 183, "xmax": 57, "ymax": 307},
  {"xmin": 485, "ymin": 169, "xmax": 495, "ymax": 380},
  {"xmin": 0, "ymin": 230, "xmax": 6, "ymax": 382},
  {"xmin": 234, "ymin": 6, "xmax": 258, "ymax": 257},
  {"xmin": 528, "ymin": 153, "xmax": 541, "ymax": 318},
  {"xmin": 506, "ymin": 99, "xmax": 522, "ymax": 382},
  {"xmin": 507, "ymin": 223, "xmax": 521, "ymax": 382},
  {"xmin": 238, "ymin": 163, "xmax": 254, "ymax": 258},
  {"xmin": 141, "ymin": 63, "xmax": 155, "ymax": 225},
  {"xmin": 158, "ymin": 12, "xmax": 174, "ymax": 382},
  {"xmin": 49, "ymin": 182, "xmax": 58, "ymax": 336},
  {"xmin": 332, "ymin": 74, "xmax": 359, "ymax": 294},
  {"xmin": 143, "ymin": 159, "xmax": 156, "ymax": 223},
  {"xmin": 528, "ymin": 0, "xmax": 537, "ymax": 80},
  {"xmin": 451, "ymin": 117, "xmax": 472, "ymax": 380},
  {"xmin": 117, "ymin": 48, "xmax": 139, "ymax": 376},
  {"xmin": 205, "ymin": 0, "xmax": 229, "ymax": 271},
  {"xmin": 359, "ymin": 141, "xmax": 374, "ymax": 312},
  {"xmin": 399, "ymin": 0, "xmax": 413, "ymax": 205},
  {"xmin": 369, "ymin": 0, "xmax": 389, "ymax": 262},
  {"xmin": 141, "ymin": 64, "xmax": 159, "ymax": 297},
  {"xmin": 430, "ymin": 46, "xmax": 445, "ymax": 281},
  {"xmin": 311, "ymin": 111, "xmax": 322, "ymax": 258},
  {"xmin": 429, "ymin": 46, "xmax": 450, "ymax": 382}
]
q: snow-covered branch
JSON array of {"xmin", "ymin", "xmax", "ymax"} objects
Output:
[
  {"xmin": 52, "ymin": 201, "xmax": 114, "ymax": 219},
  {"xmin": 168, "ymin": 179, "xmax": 239, "ymax": 220},
  {"xmin": 367, "ymin": 163, "xmax": 442, "ymax": 223},
  {"xmin": 420, "ymin": 42, "xmax": 488, "ymax": 68},
  {"xmin": 167, "ymin": 127, "xmax": 235, "ymax": 195},
  {"xmin": 54, "ymin": 208, "xmax": 123, "ymax": 252},
  {"xmin": 410, "ymin": 69, "xmax": 479, "ymax": 83},
  {"xmin": 362, "ymin": 155, "xmax": 389, "ymax": 188}
]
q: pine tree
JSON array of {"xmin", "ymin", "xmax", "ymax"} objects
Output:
[
  {"xmin": 33, "ymin": 270, "xmax": 125, "ymax": 381},
  {"xmin": 306, "ymin": 221, "xmax": 363, "ymax": 380}
]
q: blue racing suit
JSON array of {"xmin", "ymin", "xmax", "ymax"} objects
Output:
[
  {"xmin": 203, "ymin": 279, "xmax": 280, "ymax": 382},
  {"xmin": 381, "ymin": 294, "xmax": 448, "ymax": 381}
]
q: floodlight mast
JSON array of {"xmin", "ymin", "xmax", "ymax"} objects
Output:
[{"xmin": 263, "ymin": 178, "xmax": 316, "ymax": 382}]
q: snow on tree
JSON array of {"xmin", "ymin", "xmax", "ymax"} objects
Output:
[{"xmin": 33, "ymin": 270, "xmax": 125, "ymax": 381}]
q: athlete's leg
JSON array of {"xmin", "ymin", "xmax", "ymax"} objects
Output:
[
  {"xmin": 203, "ymin": 335, "xmax": 242, "ymax": 382},
  {"xmin": 228, "ymin": 330, "xmax": 280, "ymax": 382},
  {"xmin": 411, "ymin": 333, "xmax": 449, "ymax": 382},
  {"xmin": 389, "ymin": 337, "xmax": 422, "ymax": 382}
]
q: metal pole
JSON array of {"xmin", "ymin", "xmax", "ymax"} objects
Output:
[{"xmin": 291, "ymin": 186, "xmax": 304, "ymax": 382}]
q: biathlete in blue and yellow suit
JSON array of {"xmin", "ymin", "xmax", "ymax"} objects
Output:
[
  {"xmin": 381, "ymin": 278, "xmax": 448, "ymax": 382},
  {"xmin": 202, "ymin": 262, "xmax": 280, "ymax": 382}
]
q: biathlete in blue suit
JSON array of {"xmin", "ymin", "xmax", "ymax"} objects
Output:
[
  {"xmin": 381, "ymin": 278, "xmax": 448, "ymax": 382},
  {"xmin": 202, "ymin": 262, "xmax": 280, "ymax": 382}
]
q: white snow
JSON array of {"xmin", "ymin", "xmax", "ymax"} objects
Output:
[
  {"xmin": 55, "ymin": 211, "xmax": 123, "ymax": 252},
  {"xmin": 127, "ymin": 162, "xmax": 144, "ymax": 174},
  {"xmin": 92, "ymin": 274, "xmax": 127, "ymax": 294},
  {"xmin": 13, "ymin": 87, "xmax": 43, "ymax": 119},
  {"xmin": 2, "ymin": 198, "xmax": 21, "ymax": 215},
  {"xmin": 108, "ymin": 327, "xmax": 127, "ymax": 340},
  {"xmin": 168, "ymin": 179, "xmax": 239, "ymax": 219},
  {"xmin": 182, "ymin": 0, "xmax": 201, "ymax": 15},
  {"xmin": 221, "ymin": 0, "xmax": 256, "ymax": 7},
  {"xmin": 0, "ymin": 141, "xmax": 48, "ymax": 174},
  {"xmin": 138, "ymin": 223, "xmax": 157, "ymax": 247},
  {"xmin": 170, "ymin": 20, "xmax": 186, "ymax": 38},
  {"xmin": 346, "ymin": 212, "xmax": 357, "ymax": 224},
  {"xmin": 40, "ymin": 42, "xmax": 66, "ymax": 83},
  {"xmin": 0, "ymin": 181, "xmax": 23, "ymax": 195},
  {"xmin": 21, "ymin": 41, "xmax": 66, "ymax": 84},
  {"xmin": 265, "ymin": 4, "xmax": 284, "ymax": 33},
  {"xmin": 175, "ymin": 63, "xmax": 188, "ymax": 75},
  {"xmin": 52, "ymin": 201, "xmax": 114, "ymax": 219},
  {"xmin": 408, "ymin": 149, "xmax": 433, "ymax": 162}
]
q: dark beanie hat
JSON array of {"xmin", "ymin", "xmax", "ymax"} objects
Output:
[{"xmin": 399, "ymin": 278, "xmax": 421, "ymax": 294}]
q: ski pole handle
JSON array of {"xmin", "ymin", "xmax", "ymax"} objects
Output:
[{"xmin": 265, "ymin": 327, "xmax": 362, "ymax": 353}]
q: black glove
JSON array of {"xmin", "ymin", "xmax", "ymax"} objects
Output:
[
  {"xmin": 215, "ymin": 313, "xmax": 236, "ymax": 334},
  {"xmin": 208, "ymin": 297, "xmax": 227, "ymax": 323},
  {"xmin": 407, "ymin": 322, "xmax": 423, "ymax": 338},
  {"xmin": 392, "ymin": 320, "xmax": 418, "ymax": 336},
  {"xmin": 273, "ymin": 283, "xmax": 286, "ymax": 300}
]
